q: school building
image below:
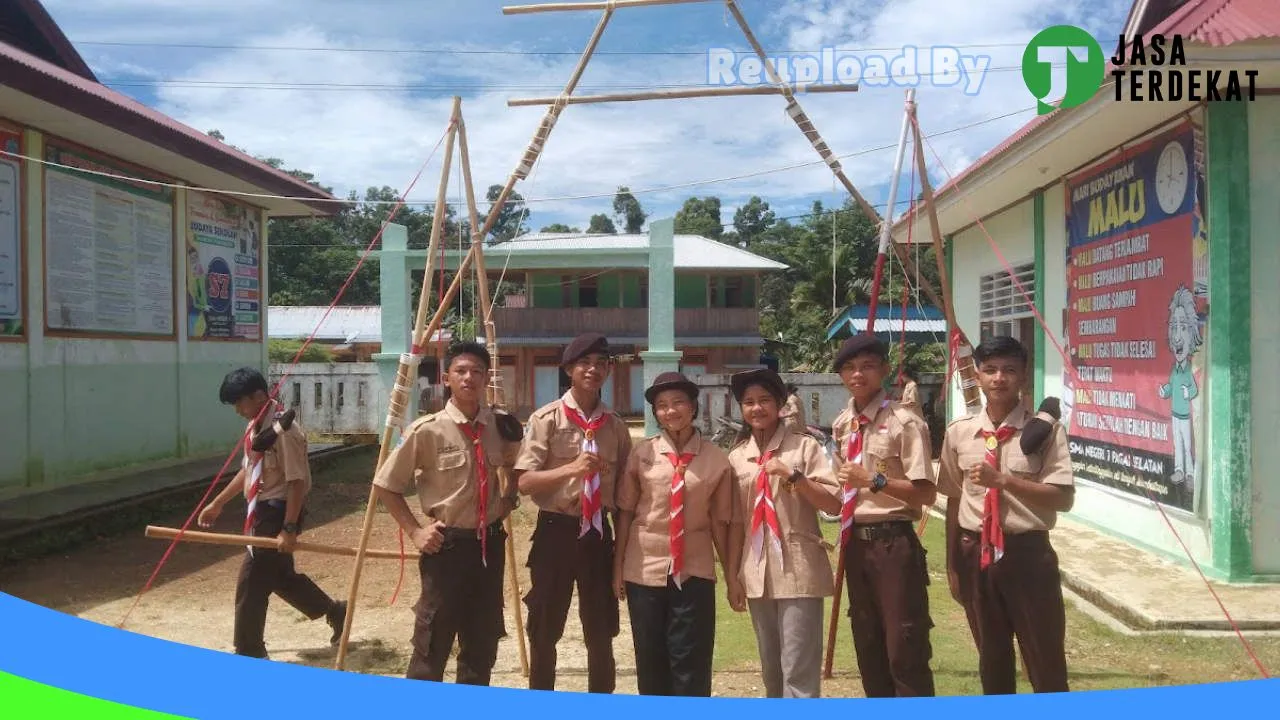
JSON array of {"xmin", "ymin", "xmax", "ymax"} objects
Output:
[
  {"xmin": 0, "ymin": 0, "xmax": 339, "ymax": 508},
  {"xmin": 375, "ymin": 229, "xmax": 787, "ymax": 420},
  {"xmin": 891, "ymin": 0, "xmax": 1280, "ymax": 581}
]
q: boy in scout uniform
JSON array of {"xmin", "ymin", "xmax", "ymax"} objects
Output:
[
  {"xmin": 937, "ymin": 336, "xmax": 1074, "ymax": 695},
  {"xmin": 198, "ymin": 367, "xmax": 347, "ymax": 659},
  {"xmin": 372, "ymin": 341, "xmax": 522, "ymax": 685},
  {"xmin": 513, "ymin": 332, "xmax": 632, "ymax": 693},
  {"xmin": 829, "ymin": 334, "xmax": 938, "ymax": 698}
]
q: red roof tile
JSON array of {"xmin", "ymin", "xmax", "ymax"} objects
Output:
[
  {"xmin": 0, "ymin": 40, "xmax": 339, "ymax": 215},
  {"xmin": 1149, "ymin": 0, "xmax": 1280, "ymax": 46}
]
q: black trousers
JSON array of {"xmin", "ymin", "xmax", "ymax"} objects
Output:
[
  {"xmin": 405, "ymin": 521, "xmax": 508, "ymax": 685},
  {"xmin": 625, "ymin": 576, "xmax": 716, "ymax": 697},
  {"xmin": 234, "ymin": 501, "xmax": 336, "ymax": 658},
  {"xmin": 524, "ymin": 510, "xmax": 620, "ymax": 693}
]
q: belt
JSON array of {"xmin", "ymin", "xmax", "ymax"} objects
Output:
[
  {"xmin": 538, "ymin": 508, "xmax": 615, "ymax": 526},
  {"xmin": 439, "ymin": 519, "xmax": 506, "ymax": 544},
  {"xmin": 261, "ymin": 499, "xmax": 286, "ymax": 510},
  {"xmin": 849, "ymin": 520, "xmax": 913, "ymax": 542}
]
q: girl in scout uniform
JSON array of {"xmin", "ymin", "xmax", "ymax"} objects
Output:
[
  {"xmin": 725, "ymin": 368, "xmax": 842, "ymax": 698},
  {"xmin": 612, "ymin": 371, "xmax": 737, "ymax": 697}
]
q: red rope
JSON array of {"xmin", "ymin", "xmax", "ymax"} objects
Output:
[
  {"xmin": 913, "ymin": 115, "xmax": 1270, "ymax": 680},
  {"xmin": 116, "ymin": 120, "xmax": 457, "ymax": 629}
]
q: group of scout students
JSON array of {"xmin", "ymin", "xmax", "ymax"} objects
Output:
[{"xmin": 202, "ymin": 328, "xmax": 1075, "ymax": 699}]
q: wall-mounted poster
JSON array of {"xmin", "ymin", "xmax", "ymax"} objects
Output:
[
  {"xmin": 186, "ymin": 190, "xmax": 262, "ymax": 340},
  {"xmin": 0, "ymin": 126, "xmax": 20, "ymax": 337},
  {"xmin": 44, "ymin": 141, "xmax": 175, "ymax": 336},
  {"xmin": 1062, "ymin": 120, "xmax": 1208, "ymax": 514}
]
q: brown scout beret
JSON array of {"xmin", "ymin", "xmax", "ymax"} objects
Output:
[
  {"xmin": 730, "ymin": 367, "xmax": 787, "ymax": 403},
  {"xmin": 562, "ymin": 332, "xmax": 610, "ymax": 366},
  {"xmin": 644, "ymin": 371, "xmax": 699, "ymax": 405}
]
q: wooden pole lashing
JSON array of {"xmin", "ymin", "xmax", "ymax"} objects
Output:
[
  {"xmin": 507, "ymin": 83, "xmax": 859, "ymax": 107},
  {"xmin": 908, "ymin": 108, "xmax": 983, "ymax": 414},
  {"xmin": 503, "ymin": 0, "xmax": 713, "ymax": 15},
  {"xmin": 334, "ymin": 97, "xmax": 462, "ymax": 670},
  {"xmin": 457, "ymin": 111, "xmax": 531, "ymax": 678}
]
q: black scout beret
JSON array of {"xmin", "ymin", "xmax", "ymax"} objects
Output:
[
  {"xmin": 832, "ymin": 334, "xmax": 888, "ymax": 372},
  {"xmin": 562, "ymin": 332, "xmax": 610, "ymax": 366}
]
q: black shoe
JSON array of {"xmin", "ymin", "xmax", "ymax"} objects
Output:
[{"xmin": 327, "ymin": 601, "xmax": 347, "ymax": 646}]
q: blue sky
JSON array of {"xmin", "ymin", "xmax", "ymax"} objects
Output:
[{"xmin": 42, "ymin": 0, "xmax": 1128, "ymax": 233}]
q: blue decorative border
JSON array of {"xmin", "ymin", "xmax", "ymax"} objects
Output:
[{"xmin": 0, "ymin": 592, "xmax": 1273, "ymax": 716}]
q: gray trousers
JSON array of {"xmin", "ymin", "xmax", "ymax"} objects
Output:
[{"xmin": 747, "ymin": 597, "xmax": 825, "ymax": 698}]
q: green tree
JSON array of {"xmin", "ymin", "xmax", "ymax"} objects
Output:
[
  {"xmin": 612, "ymin": 186, "xmax": 647, "ymax": 233},
  {"xmin": 587, "ymin": 213, "xmax": 617, "ymax": 234},
  {"xmin": 674, "ymin": 196, "xmax": 723, "ymax": 240}
]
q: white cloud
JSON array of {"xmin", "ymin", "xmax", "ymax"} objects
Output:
[{"xmin": 45, "ymin": 0, "xmax": 1128, "ymax": 231}]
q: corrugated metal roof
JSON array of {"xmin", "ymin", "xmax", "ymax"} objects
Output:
[
  {"xmin": 1148, "ymin": 0, "xmax": 1280, "ymax": 46},
  {"xmin": 267, "ymin": 306, "xmax": 450, "ymax": 344},
  {"xmin": 492, "ymin": 233, "xmax": 788, "ymax": 270},
  {"xmin": 0, "ymin": 40, "xmax": 339, "ymax": 214},
  {"xmin": 824, "ymin": 303, "xmax": 947, "ymax": 341}
]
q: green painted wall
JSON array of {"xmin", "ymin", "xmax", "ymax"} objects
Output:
[
  {"xmin": 531, "ymin": 272, "xmax": 562, "ymax": 308},
  {"xmin": 621, "ymin": 273, "xmax": 643, "ymax": 308},
  {"xmin": 674, "ymin": 273, "xmax": 706, "ymax": 309},
  {"xmin": 1206, "ymin": 102, "xmax": 1254, "ymax": 581},
  {"xmin": 0, "ymin": 128, "xmax": 263, "ymax": 506},
  {"xmin": 597, "ymin": 272, "xmax": 620, "ymax": 308}
]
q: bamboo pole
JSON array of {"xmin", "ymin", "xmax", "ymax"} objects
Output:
[
  {"xmin": 507, "ymin": 83, "xmax": 859, "ymax": 107},
  {"xmin": 722, "ymin": 0, "xmax": 880, "ymax": 225},
  {"xmin": 145, "ymin": 526, "xmax": 414, "ymax": 560},
  {"xmin": 457, "ymin": 112, "xmax": 531, "ymax": 678},
  {"xmin": 334, "ymin": 98, "xmax": 462, "ymax": 671},
  {"xmin": 909, "ymin": 109, "xmax": 982, "ymax": 414},
  {"xmin": 504, "ymin": 0, "xmax": 713, "ymax": 15}
]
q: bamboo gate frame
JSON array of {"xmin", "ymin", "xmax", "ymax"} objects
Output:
[{"xmin": 145, "ymin": 0, "xmax": 994, "ymax": 683}]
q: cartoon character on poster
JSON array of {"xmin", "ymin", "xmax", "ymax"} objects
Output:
[
  {"xmin": 186, "ymin": 239, "xmax": 209, "ymax": 337},
  {"xmin": 1158, "ymin": 284, "xmax": 1202, "ymax": 488}
]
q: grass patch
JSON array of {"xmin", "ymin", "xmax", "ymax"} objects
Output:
[{"xmin": 710, "ymin": 516, "xmax": 1280, "ymax": 695}]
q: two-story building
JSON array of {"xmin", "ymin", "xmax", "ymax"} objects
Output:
[{"xmin": 388, "ymin": 231, "xmax": 786, "ymax": 418}]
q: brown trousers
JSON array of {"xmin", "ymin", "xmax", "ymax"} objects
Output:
[
  {"xmin": 523, "ymin": 509, "xmax": 620, "ymax": 693},
  {"xmin": 955, "ymin": 528, "xmax": 1069, "ymax": 694},
  {"xmin": 843, "ymin": 520, "xmax": 936, "ymax": 697},
  {"xmin": 406, "ymin": 520, "xmax": 508, "ymax": 685},
  {"xmin": 234, "ymin": 501, "xmax": 337, "ymax": 658}
]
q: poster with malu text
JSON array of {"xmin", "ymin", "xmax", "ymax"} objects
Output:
[{"xmin": 1063, "ymin": 120, "xmax": 1208, "ymax": 514}]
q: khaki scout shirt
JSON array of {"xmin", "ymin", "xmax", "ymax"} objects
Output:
[
  {"xmin": 373, "ymin": 400, "xmax": 521, "ymax": 530},
  {"xmin": 936, "ymin": 404, "xmax": 1075, "ymax": 534},
  {"xmin": 243, "ymin": 401, "xmax": 311, "ymax": 502},
  {"xmin": 617, "ymin": 430, "xmax": 734, "ymax": 587},
  {"xmin": 727, "ymin": 426, "xmax": 839, "ymax": 600},
  {"xmin": 831, "ymin": 390, "xmax": 935, "ymax": 524},
  {"xmin": 514, "ymin": 391, "xmax": 632, "ymax": 516}
]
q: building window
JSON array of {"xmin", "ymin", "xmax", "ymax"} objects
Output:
[
  {"xmin": 978, "ymin": 261, "xmax": 1037, "ymax": 407},
  {"xmin": 578, "ymin": 276, "xmax": 599, "ymax": 308}
]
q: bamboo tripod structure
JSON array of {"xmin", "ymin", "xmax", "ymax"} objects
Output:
[
  {"xmin": 495, "ymin": 0, "xmax": 964, "ymax": 685},
  {"xmin": 334, "ymin": 98, "xmax": 530, "ymax": 673}
]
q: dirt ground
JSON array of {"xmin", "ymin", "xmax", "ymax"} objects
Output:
[
  {"xmin": 4, "ymin": 444, "xmax": 1278, "ymax": 698},
  {"xmin": 0, "ymin": 446, "xmax": 648, "ymax": 693}
]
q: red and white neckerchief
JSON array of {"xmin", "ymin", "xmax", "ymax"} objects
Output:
[
  {"xmin": 663, "ymin": 450, "xmax": 696, "ymax": 589},
  {"xmin": 838, "ymin": 399, "xmax": 889, "ymax": 547},
  {"xmin": 564, "ymin": 405, "xmax": 608, "ymax": 538},
  {"xmin": 456, "ymin": 420, "xmax": 491, "ymax": 567},
  {"xmin": 242, "ymin": 402, "xmax": 278, "ymax": 556},
  {"xmin": 979, "ymin": 425, "xmax": 1016, "ymax": 570},
  {"xmin": 749, "ymin": 448, "xmax": 782, "ymax": 563}
]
